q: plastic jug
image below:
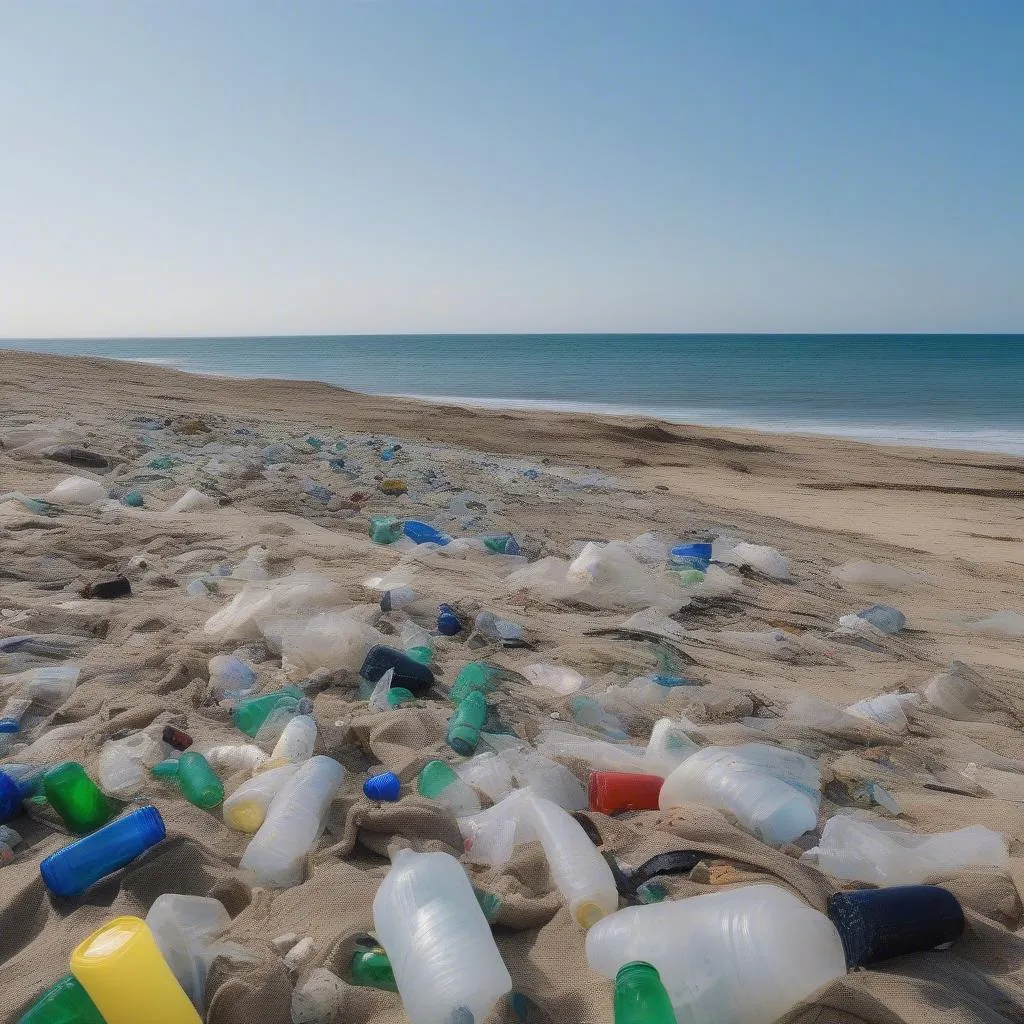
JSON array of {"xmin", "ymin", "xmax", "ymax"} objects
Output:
[{"xmin": 372, "ymin": 849, "xmax": 512, "ymax": 1024}]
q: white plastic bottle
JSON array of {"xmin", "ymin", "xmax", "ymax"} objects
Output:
[
  {"xmin": 24, "ymin": 666, "xmax": 81, "ymax": 706},
  {"xmin": 659, "ymin": 745, "xmax": 818, "ymax": 845},
  {"xmin": 270, "ymin": 714, "xmax": 317, "ymax": 764},
  {"xmin": 223, "ymin": 763, "xmax": 300, "ymax": 832},
  {"xmin": 239, "ymin": 755, "xmax": 344, "ymax": 887},
  {"xmin": 204, "ymin": 743, "xmax": 269, "ymax": 774},
  {"xmin": 372, "ymin": 849, "xmax": 512, "ymax": 1024},
  {"xmin": 586, "ymin": 886, "xmax": 847, "ymax": 1024}
]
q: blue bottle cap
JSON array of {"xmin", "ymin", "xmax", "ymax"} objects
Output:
[
  {"xmin": 670, "ymin": 543, "xmax": 713, "ymax": 560},
  {"xmin": 0, "ymin": 718, "xmax": 21, "ymax": 734},
  {"xmin": 0, "ymin": 772, "xmax": 24, "ymax": 823},
  {"xmin": 437, "ymin": 604, "xmax": 462, "ymax": 636},
  {"xmin": 363, "ymin": 772, "xmax": 401, "ymax": 802}
]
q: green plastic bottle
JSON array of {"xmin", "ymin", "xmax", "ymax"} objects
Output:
[
  {"xmin": 449, "ymin": 662, "xmax": 499, "ymax": 704},
  {"xmin": 17, "ymin": 973, "xmax": 105, "ymax": 1024},
  {"xmin": 416, "ymin": 759, "xmax": 459, "ymax": 799},
  {"xmin": 42, "ymin": 763, "xmax": 114, "ymax": 835},
  {"xmin": 351, "ymin": 941, "xmax": 397, "ymax": 991},
  {"xmin": 405, "ymin": 646, "xmax": 433, "ymax": 665},
  {"xmin": 150, "ymin": 759, "xmax": 181, "ymax": 780},
  {"xmin": 176, "ymin": 752, "xmax": 224, "ymax": 809},
  {"xmin": 231, "ymin": 686, "xmax": 304, "ymax": 737},
  {"xmin": 386, "ymin": 687, "xmax": 416, "ymax": 707},
  {"xmin": 446, "ymin": 690, "xmax": 487, "ymax": 756},
  {"xmin": 369, "ymin": 516, "xmax": 404, "ymax": 545},
  {"xmin": 613, "ymin": 962, "xmax": 677, "ymax": 1024}
]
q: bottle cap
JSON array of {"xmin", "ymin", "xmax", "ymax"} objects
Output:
[
  {"xmin": 827, "ymin": 884, "xmax": 965, "ymax": 968},
  {"xmin": 363, "ymin": 772, "xmax": 401, "ymax": 802}
]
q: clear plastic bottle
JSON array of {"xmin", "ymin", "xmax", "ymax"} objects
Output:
[
  {"xmin": 222, "ymin": 763, "xmax": 299, "ymax": 832},
  {"xmin": 658, "ymin": 746, "xmax": 818, "ymax": 846},
  {"xmin": 417, "ymin": 760, "xmax": 482, "ymax": 817},
  {"xmin": 372, "ymin": 849, "xmax": 512, "ymax": 1024},
  {"xmin": 586, "ymin": 886, "xmax": 847, "ymax": 1024},
  {"xmin": 239, "ymin": 755, "xmax": 344, "ymax": 887},
  {"xmin": 25, "ymin": 666, "xmax": 81, "ymax": 707}
]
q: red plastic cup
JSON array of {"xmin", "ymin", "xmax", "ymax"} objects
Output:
[{"xmin": 588, "ymin": 771, "xmax": 664, "ymax": 814}]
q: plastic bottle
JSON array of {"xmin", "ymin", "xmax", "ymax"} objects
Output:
[
  {"xmin": 363, "ymin": 771, "xmax": 402, "ymax": 802},
  {"xmin": 437, "ymin": 604, "xmax": 462, "ymax": 636},
  {"xmin": 270, "ymin": 714, "xmax": 317, "ymax": 764},
  {"xmin": 16, "ymin": 974, "xmax": 105, "ymax": 1024},
  {"xmin": 658, "ymin": 746, "xmax": 818, "ymax": 846},
  {"xmin": 417, "ymin": 760, "xmax": 482, "ymax": 817},
  {"xmin": 146, "ymin": 894, "xmax": 245, "ymax": 1010},
  {"xmin": 162, "ymin": 726, "xmax": 193, "ymax": 751},
  {"xmin": 614, "ymin": 962, "xmax": 678, "ymax": 1024},
  {"xmin": 844, "ymin": 693, "xmax": 916, "ymax": 732},
  {"xmin": 43, "ymin": 762, "xmax": 115, "ymax": 835},
  {"xmin": 403, "ymin": 521, "xmax": 450, "ymax": 546},
  {"xmin": 97, "ymin": 731, "xmax": 169, "ymax": 800},
  {"xmin": 151, "ymin": 758, "xmax": 181, "ymax": 780},
  {"xmin": 589, "ymin": 773, "xmax": 664, "ymax": 815},
  {"xmin": 586, "ymin": 886, "xmax": 847, "ymax": 1024},
  {"xmin": 455, "ymin": 753, "xmax": 515, "ymax": 804},
  {"xmin": 803, "ymin": 817, "xmax": 1009, "ymax": 885},
  {"xmin": 446, "ymin": 690, "xmax": 488, "ymax": 756},
  {"xmin": 483, "ymin": 535, "xmax": 521, "ymax": 556},
  {"xmin": 231, "ymin": 686, "xmax": 305, "ymax": 737},
  {"xmin": 70, "ymin": 916, "xmax": 203, "ymax": 1024},
  {"xmin": 473, "ymin": 611, "xmax": 526, "ymax": 642},
  {"xmin": 40, "ymin": 806, "xmax": 166, "ymax": 897},
  {"xmin": 203, "ymin": 743, "xmax": 269, "ymax": 774},
  {"xmin": 0, "ymin": 766, "xmax": 45, "ymax": 824},
  {"xmin": 398, "ymin": 619, "xmax": 436, "ymax": 658},
  {"xmin": 239, "ymin": 755, "xmax": 345, "ymax": 887},
  {"xmin": 372, "ymin": 849, "xmax": 512, "ymax": 1024},
  {"xmin": 25, "ymin": 666, "xmax": 81, "ymax": 706},
  {"xmin": 449, "ymin": 662, "xmax": 502, "ymax": 703},
  {"xmin": 522, "ymin": 663, "xmax": 588, "ymax": 696},
  {"xmin": 570, "ymin": 695, "xmax": 628, "ymax": 740},
  {"xmin": 369, "ymin": 516, "xmax": 404, "ymax": 545},
  {"xmin": 174, "ymin": 753, "xmax": 224, "ymax": 810},
  {"xmin": 351, "ymin": 940, "xmax": 398, "ymax": 991},
  {"xmin": 223, "ymin": 763, "xmax": 299, "ymax": 832},
  {"xmin": 208, "ymin": 655, "xmax": 258, "ymax": 699},
  {"xmin": 0, "ymin": 696, "xmax": 32, "ymax": 733},
  {"xmin": 360, "ymin": 646, "xmax": 435, "ymax": 695}
]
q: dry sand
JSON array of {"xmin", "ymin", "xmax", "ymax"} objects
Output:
[{"xmin": 0, "ymin": 348, "xmax": 1022, "ymax": 1023}]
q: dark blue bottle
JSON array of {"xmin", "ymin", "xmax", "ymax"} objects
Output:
[
  {"xmin": 437, "ymin": 604, "xmax": 463, "ymax": 636},
  {"xmin": 40, "ymin": 805, "xmax": 166, "ymax": 898},
  {"xmin": 0, "ymin": 766, "xmax": 45, "ymax": 824},
  {"xmin": 359, "ymin": 645, "xmax": 435, "ymax": 695}
]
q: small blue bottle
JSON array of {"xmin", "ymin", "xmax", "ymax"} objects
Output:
[
  {"xmin": 437, "ymin": 604, "xmax": 462, "ymax": 636},
  {"xmin": 403, "ymin": 521, "xmax": 450, "ymax": 546},
  {"xmin": 40, "ymin": 806, "xmax": 166, "ymax": 898}
]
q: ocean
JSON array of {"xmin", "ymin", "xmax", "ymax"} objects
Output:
[{"xmin": 4, "ymin": 334, "xmax": 1023, "ymax": 456}]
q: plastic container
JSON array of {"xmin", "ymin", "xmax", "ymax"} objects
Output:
[
  {"xmin": 668, "ymin": 544, "xmax": 712, "ymax": 571},
  {"xmin": 70, "ymin": 916, "xmax": 202, "ymax": 1024},
  {"xmin": 0, "ymin": 696, "xmax": 31, "ymax": 734},
  {"xmin": 418, "ymin": 760, "xmax": 482, "ymax": 817},
  {"xmin": 404, "ymin": 521, "xmax": 450, "ymax": 546},
  {"xmin": 223, "ymin": 763, "xmax": 299, "ymax": 832},
  {"xmin": 586, "ymin": 886, "xmax": 847, "ymax": 1024},
  {"xmin": 208, "ymin": 655, "xmax": 258, "ymax": 699},
  {"xmin": 370, "ymin": 516, "xmax": 404, "ymax": 545},
  {"xmin": 176, "ymin": 753, "xmax": 224, "ymax": 810},
  {"xmin": 437, "ymin": 604, "xmax": 462, "ymax": 636},
  {"xmin": 589, "ymin": 772, "xmax": 663, "ymax": 815},
  {"xmin": 483, "ymin": 535, "xmax": 521, "ymax": 556},
  {"xmin": 162, "ymin": 726, "xmax": 193, "ymax": 751},
  {"xmin": 239, "ymin": 755, "xmax": 345, "ymax": 887},
  {"xmin": 145, "ymin": 894, "xmax": 239, "ymax": 1010},
  {"xmin": 0, "ymin": 765, "xmax": 45, "ymax": 823},
  {"xmin": 25, "ymin": 666, "xmax": 81, "ymax": 706},
  {"xmin": 522, "ymin": 663, "xmax": 588, "ymax": 696},
  {"xmin": 855, "ymin": 604, "xmax": 906, "ymax": 634},
  {"xmin": 455, "ymin": 753, "xmax": 515, "ymax": 804},
  {"xmin": 43, "ymin": 762, "xmax": 115, "ymax": 835},
  {"xmin": 449, "ymin": 662, "xmax": 501, "ymax": 703},
  {"xmin": 826, "ymin": 885, "xmax": 965, "ymax": 968},
  {"xmin": 372, "ymin": 849, "xmax": 512, "ymax": 1024},
  {"xmin": 360, "ymin": 646, "xmax": 435, "ymax": 695},
  {"xmin": 844, "ymin": 693, "xmax": 916, "ymax": 732},
  {"xmin": 446, "ymin": 690, "xmax": 487, "ymax": 756},
  {"xmin": 351, "ymin": 940, "xmax": 398, "ymax": 991},
  {"xmin": 658, "ymin": 746, "xmax": 818, "ymax": 846},
  {"xmin": 473, "ymin": 611, "xmax": 525, "ymax": 642},
  {"xmin": 41, "ymin": 806, "xmax": 166, "ymax": 898},
  {"xmin": 204, "ymin": 743, "xmax": 269, "ymax": 774},
  {"xmin": 97, "ymin": 731, "xmax": 168, "ymax": 800},
  {"xmin": 231, "ymin": 686, "xmax": 305, "ymax": 737},
  {"xmin": 570, "ymin": 695, "xmax": 628, "ymax": 740},
  {"xmin": 803, "ymin": 817, "xmax": 1009, "ymax": 885},
  {"xmin": 270, "ymin": 714, "xmax": 317, "ymax": 764},
  {"xmin": 364, "ymin": 771, "xmax": 402, "ymax": 802},
  {"xmin": 614, "ymin": 962, "xmax": 677, "ymax": 1024},
  {"xmin": 16, "ymin": 974, "xmax": 105, "ymax": 1024}
]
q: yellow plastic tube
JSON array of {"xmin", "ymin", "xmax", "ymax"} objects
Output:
[{"xmin": 70, "ymin": 916, "xmax": 202, "ymax": 1024}]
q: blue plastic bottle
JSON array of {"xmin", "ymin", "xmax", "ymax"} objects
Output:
[
  {"xmin": 437, "ymin": 604, "xmax": 463, "ymax": 636},
  {"xmin": 40, "ymin": 806, "xmax": 166, "ymax": 898},
  {"xmin": 669, "ymin": 543, "xmax": 712, "ymax": 571},
  {"xmin": 403, "ymin": 521, "xmax": 450, "ymax": 546},
  {"xmin": 0, "ymin": 766, "xmax": 45, "ymax": 824}
]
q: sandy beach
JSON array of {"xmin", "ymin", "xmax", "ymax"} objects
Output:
[{"xmin": 1, "ymin": 349, "xmax": 1023, "ymax": 1024}]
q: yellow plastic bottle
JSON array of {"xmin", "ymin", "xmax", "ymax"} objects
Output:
[{"xmin": 70, "ymin": 916, "xmax": 202, "ymax": 1024}]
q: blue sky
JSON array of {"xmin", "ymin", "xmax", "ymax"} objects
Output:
[{"xmin": 1, "ymin": 0, "xmax": 1021, "ymax": 336}]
